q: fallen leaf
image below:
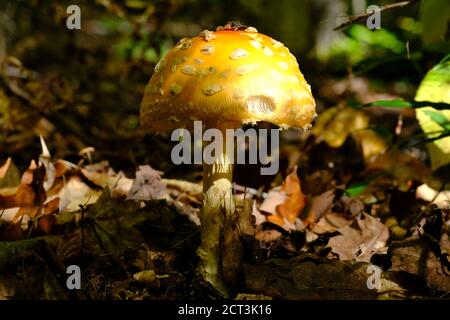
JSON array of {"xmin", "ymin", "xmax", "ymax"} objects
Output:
[
  {"xmin": 162, "ymin": 178, "xmax": 202, "ymax": 197},
  {"xmin": 339, "ymin": 196, "xmax": 365, "ymax": 216},
  {"xmin": 255, "ymin": 229, "xmax": 282, "ymax": 243},
  {"xmin": 312, "ymin": 106, "xmax": 369, "ymax": 148},
  {"xmin": 259, "ymin": 188, "xmax": 286, "ymax": 215},
  {"xmin": 0, "ymin": 161, "xmax": 46, "ymax": 218},
  {"xmin": 275, "ymin": 166, "xmax": 307, "ymax": 223},
  {"xmin": 38, "ymin": 214, "xmax": 57, "ymax": 234},
  {"xmin": 328, "ymin": 213, "xmax": 389, "ymax": 262},
  {"xmin": 127, "ymin": 165, "xmax": 167, "ymax": 201},
  {"xmin": 43, "ymin": 197, "xmax": 60, "ymax": 215},
  {"xmin": 311, "ymin": 212, "xmax": 353, "ymax": 234},
  {"xmin": 302, "ymin": 189, "xmax": 335, "ymax": 227},
  {"xmin": 109, "ymin": 171, "xmax": 134, "ymax": 198},
  {"xmin": 57, "ymin": 176, "xmax": 101, "ymax": 212},
  {"xmin": 353, "ymin": 128, "xmax": 388, "ymax": 163},
  {"xmin": 81, "ymin": 161, "xmax": 114, "ymax": 187}
]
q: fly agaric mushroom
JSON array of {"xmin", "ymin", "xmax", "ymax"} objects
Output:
[{"xmin": 140, "ymin": 23, "xmax": 316, "ymax": 294}]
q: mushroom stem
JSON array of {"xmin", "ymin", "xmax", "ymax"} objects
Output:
[{"xmin": 198, "ymin": 121, "xmax": 236, "ymax": 295}]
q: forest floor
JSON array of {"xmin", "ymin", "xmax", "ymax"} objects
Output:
[{"xmin": 0, "ymin": 121, "xmax": 449, "ymax": 300}]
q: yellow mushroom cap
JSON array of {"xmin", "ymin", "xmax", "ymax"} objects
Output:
[{"xmin": 140, "ymin": 25, "xmax": 316, "ymax": 132}]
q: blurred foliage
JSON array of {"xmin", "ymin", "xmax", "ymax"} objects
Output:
[{"xmin": 0, "ymin": 0, "xmax": 449, "ymax": 179}]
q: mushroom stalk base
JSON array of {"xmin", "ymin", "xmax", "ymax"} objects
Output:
[{"xmin": 198, "ymin": 123, "xmax": 235, "ymax": 296}]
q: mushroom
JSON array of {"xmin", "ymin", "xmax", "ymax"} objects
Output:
[{"xmin": 140, "ymin": 23, "xmax": 316, "ymax": 294}]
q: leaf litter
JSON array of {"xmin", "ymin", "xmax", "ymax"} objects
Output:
[{"xmin": 0, "ymin": 134, "xmax": 449, "ymax": 300}]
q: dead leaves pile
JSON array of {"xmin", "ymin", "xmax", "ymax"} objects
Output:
[{"xmin": 247, "ymin": 159, "xmax": 449, "ymax": 298}]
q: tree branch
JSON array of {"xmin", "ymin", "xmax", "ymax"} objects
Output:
[{"xmin": 334, "ymin": 0, "xmax": 422, "ymax": 31}]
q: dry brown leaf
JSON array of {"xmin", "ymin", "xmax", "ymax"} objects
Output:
[
  {"xmin": 80, "ymin": 161, "xmax": 133, "ymax": 198},
  {"xmin": 302, "ymin": 189, "xmax": 335, "ymax": 227},
  {"xmin": 255, "ymin": 229, "xmax": 282, "ymax": 243},
  {"xmin": 328, "ymin": 213, "xmax": 389, "ymax": 262},
  {"xmin": 44, "ymin": 197, "xmax": 60, "ymax": 215},
  {"xmin": 275, "ymin": 166, "xmax": 307, "ymax": 223},
  {"xmin": 38, "ymin": 214, "xmax": 57, "ymax": 234},
  {"xmin": 81, "ymin": 161, "xmax": 114, "ymax": 187},
  {"xmin": 57, "ymin": 175, "xmax": 101, "ymax": 212},
  {"xmin": 311, "ymin": 212, "xmax": 353, "ymax": 234},
  {"xmin": 261, "ymin": 167, "xmax": 307, "ymax": 229},
  {"xmin": 259, "ymin": 189, "xmax": 286, "ymax": 215},
  {"xmin": 54, "ymin": 160, "xmax": 74, "ymax": 178},
  {"xmin": 0, "ymin": 160, "xmax": 46, "ymax": 215}
]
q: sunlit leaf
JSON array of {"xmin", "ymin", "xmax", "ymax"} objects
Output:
[
  {"xmin": 415, "ymin": 58, "xmax": 450, "ymax": 170},
  {"xmin": 353, "ymin": 128, "xmax": 389, "ymax": 163},
  {"xmin": 312, "ymin": 106, "xmax": 369, "ymax": 148},
  {"xmin": 423, "ymin": 110, "xmax": 450, "ymax": 131}
]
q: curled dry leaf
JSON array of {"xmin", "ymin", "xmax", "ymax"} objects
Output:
[
  {"xmin": 267, "ymin": 167, "xmax": 307, "ymax": 227},
  {"xmin": 81, "ymin": 161, "xmax": 133, "ymax": 198},
  {"xmin": 276, "ymin": 166, "xmax": 307, "ymax": 222},
  {"xmin": 0, "ymin": 161, "xmax": 46, "ymax": 221},
  {"xmin": 57, "ymin": 175, "xmax": 101, "ymax": 212}
]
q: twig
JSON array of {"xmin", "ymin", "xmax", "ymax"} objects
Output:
[{"xmin": 334, "ymin": 0, "xmax": 421, "ymax": 31}]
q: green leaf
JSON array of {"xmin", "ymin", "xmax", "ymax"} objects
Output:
[
  {"xmin": 344, "ymin": 181, "xmax": 368, "ymax": 197},
  {"xmin": 344, "ymin": 174, "xmax": 383, "ymax": 197},
  {"xmin": 423, "ymin": 110, "xmax": 450, "ymax": 131},
  {"xmin": 415, "ymin": 58, "xmax": 450, "ymax": 170},
  {"xmin": 358, "ymin": 100, "xmax": 450, "ymax": 110}
]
